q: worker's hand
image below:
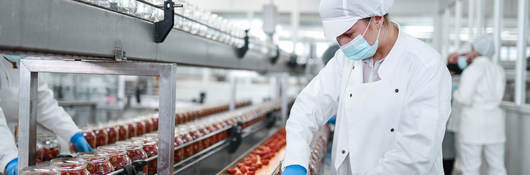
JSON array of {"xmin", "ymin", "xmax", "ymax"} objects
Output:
[
  {"xmin": 4, "ymin": 158, "xmax": 17, "ymax": 175},
  {"xmin": 70, "ymin": 132, "xmax": 93, "ymax": 152},
  {"xmin": 281, "ymin": 165, "xmax": 307, "ymax": 175}
]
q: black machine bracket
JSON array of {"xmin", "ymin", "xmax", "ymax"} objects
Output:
[
  {"xmin": 269, "ymin": 45, "xmax": 280, "ymax": 64},
  {"xmin": 235, "ymin": 30, "xmax": 250, "ymax": 59},
  {"xmin": 154, "ymin": 1, "xmax": 176, "ymax": 43}
]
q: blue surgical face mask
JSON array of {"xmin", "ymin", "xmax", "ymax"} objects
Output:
[
  {"xmin": 457, "ymin": 56, "xmax": 468, "ymax": 69},
  {"xmin": 340, "ymin": 19, "xmax": 382, "ymax": 61}
]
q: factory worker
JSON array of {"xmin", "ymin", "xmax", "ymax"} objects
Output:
[
  {"xmin": 0, "ymin": 56, "xmax": 93, "ymax": 175},
  {"xmin": 281, "ymin": 0, "xmax": 452, "ymax": 174},
  {"xmin": 453, "ymin": 35, "xmax": 507, "ymax": 175}
]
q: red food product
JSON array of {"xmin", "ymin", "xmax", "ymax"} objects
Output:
[
  {"xmin": 227, "ymin": 168, "xmax": 237, "ymax": 175},
  {"xmin": 198, "ymin": 127, "xmax": 211, "ymax": 148},
  {"xmin": 189, "ymin": 128, "xmax": 204, "ymax": 153},
  {"xmin": 77, "ymin": 152, "xmax": 114, "ymax": 175},
  {"xmin": 97, "ymin": 146, "xmax": 131, "ymax": 169},
  {"xmin": 141, "ymin": 140, "xmax": 158, "ymax": 175},
  {"xmin": 51, "ymin": 158, "xmax": 90, "ymax": 175},
  {"xmin": 105, "ymin": 126, "xmax": 119, "ymax": 144},
  {"xmin": 117, "ymin": 124, "xmax": 128, "ymax": 140},
  {"xmin": 135, "ymin": 121, "xmax": 146, "ymax": 136},
  {"xmin": 175, "ymin": 113, "xmax": 182, "ymax": 124},
  {"xmin": 127, "ymin": 123, "xmax": 137, "ymax": 138},
  {"xmin": 174, "ymin": 135, "xmax": 184, "ymax": 163},
  {"xmin": 180, "ymin": 132, "xmax": 194, "ymax": 157},
  {"xmin": 93, "ymin": 128, "xmax": 109, "ymax": 147},
  {"xmin": 151, "ymin": 117, "xmax": 159, "ymax": 131},
  {"xmin": 144, "ymin": 119, "xmax": 153, "ymax": 133}
]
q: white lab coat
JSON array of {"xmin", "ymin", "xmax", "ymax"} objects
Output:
[
  {"xmin": 0, "ymin": 57, "xmax": 80, "ymax": 172},
  {"xmin": 453, "ymin": 57, "xmax": 506, "ymax": 144},
  {"xmin": 283, "ymin": 29, "xmax": 452, "ymax": 175}
]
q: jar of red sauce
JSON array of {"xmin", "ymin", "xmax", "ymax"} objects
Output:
[
  {"xmin": 36, "ymin": 136, "xmax": 60, "ymax": 163},
  {"xmin": 127, "ymin": 122, "xmax": 137, "ymax": 138},
  {"xmin": 97, "ymin": 145, "xmax": 132, "ymax": 169},
  {"xmin": 117, "ymin": 123, "xmax": 128, "ymax": 141},
  {"xmin": 142, "ymin": 140, "xmax": 158, "ymax": 175},
  {"xmin": 143, "ymin": 118, "xmax": 154, "ymax": 133},
  {"xmin": 77, "ymin": 152, "xmax": 114, "ymax": 175},
  {"xmin": 135, "ymin": 120, "xmax": 146, "ymax": 136},
  {"xmin": 173, "ymin": 132, "xmax": 184, "ymax": 163},
  {"xmin": 178, "ymin": 128, "xmax": 194, "ymax": 158},
  {"xmin": 105, "ymin": 125, "xmax": 119, "ymax": 144},
  {"xmin": 51, "ymin": 158, "xmax": 90, "ymax": 175},
  {"xmin": 93, "ymin": 128, "xmax": 109, "ymax": 147},
  {"xmin": 151, "ymin": 117, "xmax": 159, "ymax": 131},
  {"xmin": 188, "ymin": 126, "xmax": 204, "ymax": 153}
]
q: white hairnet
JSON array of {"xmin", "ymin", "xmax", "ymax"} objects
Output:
[
  {"xmin": 319, "ymin": 0, "xmax": 393, "ymax": 41},
  {"xmin": 472, "ymin": 35, "xmax": 495, "ymax": 57},
  {"xmin": 457, "ymin": 43, "xmax": 471, "ymax": 55}
]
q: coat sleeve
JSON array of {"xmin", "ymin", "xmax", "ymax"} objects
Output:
[
  {"xmin": 453, "ymin": 65, "xmax": 481, "ymax": 106},
  {"xmin": 0, "ymin": 107, "xmax": 18, "ymax": 173},
  {"xmin": 282, "ymin": 52, "xmax": 344, "ymax": 170},
  {"xmin": 366, "ymin": 61, "xmax": 452, "ymax": 175},
  {"xmin": 36, "ymin": 81, "xmax": 80, "ymax": 142}
]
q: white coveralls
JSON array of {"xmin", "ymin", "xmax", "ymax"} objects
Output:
[
  {"xmin": 282, "ymin": 27, "xmax": 452, "ymax": 175},
  {"xmin": 453, "ymin": 56, "xmax": 507, "ymax": 175}
]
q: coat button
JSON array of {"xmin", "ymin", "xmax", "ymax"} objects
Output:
[
  {"xmin": 390, "ymin": 128, "xmax": 395, "ymax": 132},
  {"xmin": 394, "ymin": 89, "xmax": 399, "ymax": 93},
  {"xmin": 349, "ymin": 93, "xmax": 352, "ymax": 98},
  {"xmin": 352, "ymin": 65, "xmax": 355, "ymax": 70},
  {"xmin": 342, "ymin": 150, "xmax": 346, "ymax": 154}
]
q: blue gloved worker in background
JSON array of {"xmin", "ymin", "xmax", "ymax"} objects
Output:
[{"xmin": 282, "ymin": 165, "xmax": 307, "ymax": 175}]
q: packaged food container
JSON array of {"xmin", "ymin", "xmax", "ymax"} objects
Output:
[
  {"xmin": 117, "ymin": 123, "xmax": 129, "ymax": 140},
  {"xmin": 77, "ymin": 152, "xmax": 114, "ymax": 175},
  {"xmin": 143, "ymin": 118, "xmax": 153, "ymax": 133},
  {"xmin": 97, "ymin": 145, "xmax": 132, "ymax": 169},
  {"xmin": 20, "ymin": 165, "xmax": 58, "ymax": 175},
  {"xmin": 50, "ymin": 158, "xmax": 90, "ymax": 175},
  {"xmin": 135, "ymin": 120, "xmax": 146, "ymax": 136},
  {"xmin": 142, "ymin": 140, "xmax": 158, "ymax": 175},
  {"xmin": 178, "ymin": 128, "xmax": 194, "ymax": 158},
  {"xmin": 105, "ymin": 125, "xmax": 119, "ymax": 144},
  {"xmin": 127, "ymin": 122, "xmax": 137, "ymax": 138},
  {"xmin": 173, "ymin": 131, "xmax": 184, "ymax": 163},
  {"xmin": 36, "ymin": 135, "xmax": 60, "ymax": 163},
  {"xmin": 151, "ymin": 117, "xmax": 159, "ymax": 131},
  {"xmin": 93, "ymin": 128, "xmax": 109, "ymax": 147},
  {"xmin": 188, "ymin": 126, "xmax": 204, "ymax": 153}
]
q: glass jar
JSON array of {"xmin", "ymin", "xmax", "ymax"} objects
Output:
[
  {"xmin": 77, "ymin": 152, "xmax": 114, "ymax": 175},
  {"xmin": 188, "ymin": 126, "xmax": 204, "ymax": 153},
  {"xmin": 122, "ymin": 141, "xmax": 148, "ymax": 161},
  {"xmin": 151, "ymin": 117, "xmax": 159, "ymax": 131},
  {"xmin": 173, "ymin": 132, "xmax": 184, "ymax": 163},
  {"xmin": 70, "ymin": 130, "xmax": 96, "ymax": 152},
  {"xmin": 198, "ymin": 125, "xmax": 211, "ymax": 148},
  {"xmin": 51, "ymin": 158, "xmax": 90, "ymax": 175},
  {"xmin": 20, "ymin": 165, "xmax": 58, "ymax": 175},
  {"xmin": 127, "ymin": 122, "xmax": 137, "ymax": 138},
  {"xmin": 36, "ymin": 135, "xmax": 60, "ymax": 163},
  {"xmin": 143, "ymin": 118, "xmax": 153, "ymax": 133},
  {"xmin": 142, "ymin": 140, "xmax": 158, "ymax": 175},
  {"xmin": 97, "ymin": 146, "xmax": 132, "ymax": 169},
  {"xmin": 117, "ymin": 123, "xmax": 129, "ymax": 140},
  {"xmin": 93, "ymin": 128, "xmax": 109, "ymax": 147},
  {"xmin": 135, "ymin": 120, "xmax": 146, "ymax": 136},
  {"xmin": 178, "ymin": 128, "xmax": 193, "ymax": 158},
  {"xmin": 105, "ymin": 125, "xmax": 119, "ymax": 144}
]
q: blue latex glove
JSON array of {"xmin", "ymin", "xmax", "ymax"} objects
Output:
[
  {"xmin": 282, "ymin": 165, "xmax": 307, "ymax": 175},
  {"xmin": 5, "ymin": 158, "xmax": 17, "ymax": 175},
  {"xmin": 70, "ymin": 132, "xmax": 94, "ymax": 152},
  {"xmin": 327, "ymin": 115, "xmax": 336, "ymax": 124}
]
